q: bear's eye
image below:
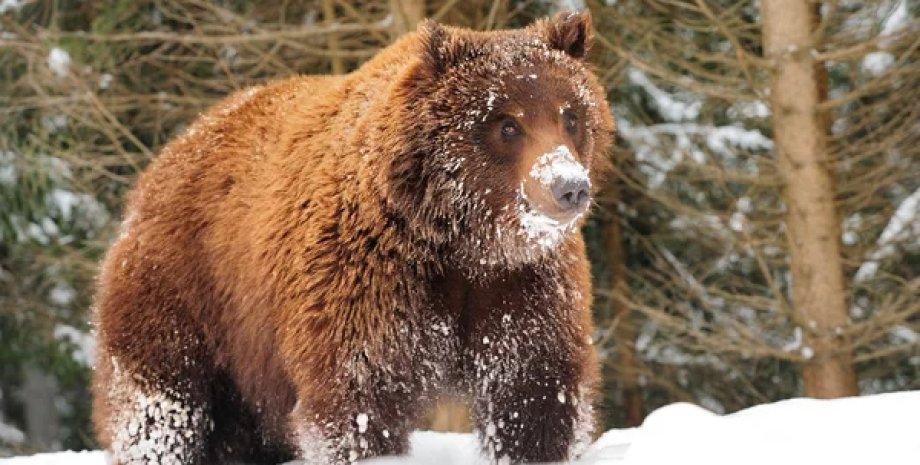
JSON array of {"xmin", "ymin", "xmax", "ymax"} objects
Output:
[
  {"xmin": 500, "ymin": 119, "xmax": 522, "ymax": 139},
  {"xmin": 562, "ymin": 110, "xmax": 578, "ymax": 134}
]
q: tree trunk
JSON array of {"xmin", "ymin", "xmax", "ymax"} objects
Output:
[
  {"xmin": 390, "ymin": 0, "xmax": 426, "ymax": 39},
  {"xmin": 760, "ymin": 0, "xmax": 858, "ymax": 398},
  {"xmin": 322, "ymin": 0, "xmax": 344, "ymax": 74},
  {"xmin": 604, "ymin": 211, "xmax": 645, "ymax": 426},
  {"xmin": 18, "ymin": 369, "xmax": 60, "ymax": 451}
]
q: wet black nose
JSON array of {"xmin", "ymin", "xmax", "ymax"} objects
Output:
[{"xmin": 552, "ymin": 177, "xmax": 590, "ymax": 211}]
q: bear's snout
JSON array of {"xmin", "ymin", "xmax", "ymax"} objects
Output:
[
  {"xmin": 551, "ymin": 176, "xmax": 590, "ymax": 212},
  {"xmin": 524, "ymin": 145, "xmax": 591, "ymax": 222}
]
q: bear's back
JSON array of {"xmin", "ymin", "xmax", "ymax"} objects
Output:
[
  {"xmin": 124, "ymin": 29, "xmax": 425, "ymax": 229},
  {"xmin": 127, "ymin": 75, "xmax": 331, "ymax": 215}
]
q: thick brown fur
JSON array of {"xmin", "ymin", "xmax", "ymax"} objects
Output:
[{"xmin": 92, "ymin": 10, "xmax": 613, "ymax": 465}]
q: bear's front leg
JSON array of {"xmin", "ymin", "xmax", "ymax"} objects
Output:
[
  {"xmin": 284, "ymin": 343, "xmax": 434, "ymax": 464},
  {"xmin": 469, "ymin": 337, "xmax": 596, "ymax": 464},
  {"xmin": 465, "ymin": 264, "xmax": 598, "ymax": 464},
  {"xmin": 287, "ymin": 374, "xmax": 417, "ymax": 463}
]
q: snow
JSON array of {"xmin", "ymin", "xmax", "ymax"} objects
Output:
[
  {"xmin": 103, "ymin": 362, "xmax": 207, "ymax": 464},
  {"xmin": 889, "ymin": 325, "xmax": 919, "ymax": 344},
  {"xmin": 41, "ymin": 114, "xmax": 68, "ymax": 133},
  {"xmin": 842, "ymin": 213, "xmax": 863, "ymax": 246},
  {"xmin": 736, "ymin": 197, "xmax": 753, "ymax": 213},
  {"xmin": 0, "ymin": 0, "xmax": 21, "ymax": 14},
  {"xmin": 627, "ymin": 68, "xmax": 702, "ymax": 122},
  {"xmin": 703, "ymin": 124, "xmax": 774, "ymax": 158},
  {"xmin": 47, "ymin": 188, "xmax": 109, "ymax": 228},
  {"xmin": 5, "ymin": 391, "xmax": 920, "ymax": 464},
  {"xmin": 516, "ymin": 145, "xmax": 589, "ymax": 248},
  {"xmin": 0, "ymin": 421, "xmax": 24, "ymax": 445},
  {"xmin": 880, "ymin": 0, "xmax": 910, "ymax": 38},
  {"xmin": 53, "ymin": 324, "xmax": 95, "ymax": 366},
  {"xmin": 617, "ymin": 119, "xmax": 772, "ymax": 187},
  {"xmin": 621, "ymin": 391, "xmax": 920, "ymax": 465},
  {"xmin": 800, "ymin": 346, "xmax": 814, "ymax": 360},
  {"xmin": 549, "ymin": 0, "xmax": 587, "ymax": 12},
  {"xmin": 0, "ymin": 451, "xmax": 101, "ymax": 465},
  {"xmin": 529, "ymin": 145, "xmax": 588, "ymax": 188},
  {"xmin": 855, "ymin": 186, "xmax": 920, "ymax": 282},
  {"xmin": 0, "ymin": 155, "xmax": 109, "ymax": 244},
  {"xmin": 219, "ymin": 45, "xmax": 239, "ymax": 69},
  {"xmin": 728, "ymin": 212, "xmax": 746, "ymax": 232},
  {"xmin": 781, "ymin": 326, "xmax": 803, "ymax": 353},
  {"xmin": 98, "ymin": 73, "xmax": 113, "ymax": 90},
  {"xmin": 862, "ymin": 51, "xmax": 895, "ymax": 76},
  {"xmin": 0, "ymin": 150, "xmax": 15, "ymax": 185},
  {"xmin": 362, "ymin": 433, "xmax": 478, "ymax": 465},
  {"xmin": 356, "ymin": 413, "xmax": 369, "ymax": 433},
  {"xmin": 618, "ymin": 67, "xmax": 773, "ymax": 187},
  {"xmin": 485, "ymin": 90, "xmax": 497, "ymax": 113},
  {"xmin": 842, "ymin": 230, "xmax": 858, "ymax": 246},
  {"xmin": 48, "ymin": 285, "xmax": 75, "ymax": 306},
  {"xmin": 47, "ymin": 48, "xmax": 71, "ymax": 79},
  {"xmin": 516, "ymin": 191, "xmax": 582, "ymax": 248},
  {"xmin": 727, "ymin": 100, "xmax": 770, "ymax": 119}
]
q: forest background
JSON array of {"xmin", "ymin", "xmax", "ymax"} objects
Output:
[{"xmin": 1, "ymin": 0, "xmax": 918, "ymax": 454}]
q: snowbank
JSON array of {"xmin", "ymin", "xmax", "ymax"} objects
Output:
[
  {"xmin": 3, "ymin": 391, "xmax": 919, "ymax": 465},
  {"xmin": 0, "ymin": 450, "xmax": 102, "ymax": 465}
]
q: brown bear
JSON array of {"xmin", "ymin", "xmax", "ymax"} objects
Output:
[{"xmin": 91, "ymin": 10, "xmax": 613, "ymax": 465}]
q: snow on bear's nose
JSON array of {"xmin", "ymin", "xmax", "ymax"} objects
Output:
[{"xmin": 529, "ymin": 145, "xmax": 590, "ymax": 214}]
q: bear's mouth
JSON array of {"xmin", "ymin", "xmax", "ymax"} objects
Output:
[
  {"xmin": 513, "ymin": 145, "xmax": 590, "ymax": 248},
  {"xmin": 516, "ymin": 184, "xmax": 586, "ymax": 248}
]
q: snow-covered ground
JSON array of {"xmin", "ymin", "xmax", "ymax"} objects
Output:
[{"xmin": 3, "ymin": 391, "xmax": 919, "ymax": 464}]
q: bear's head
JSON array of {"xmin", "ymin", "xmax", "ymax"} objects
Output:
[{"xmin": 388, "ymin": 11, "xmax": 614, "ymax": 270}]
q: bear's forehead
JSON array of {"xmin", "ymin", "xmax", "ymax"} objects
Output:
[
  {"xmin": 475, "ymin": 39, "xmax": 573, "ymax": 72},
  {"xmin": 453, "ymin": 35, "xmax": 588, "ymax": 87},
  {"xmin": 446, "ymin": 53, "xmax": 592, "ymax": 114},
  {"xmin": 430, "ymin": 33, "xmax": 600, "ymax": 131},
  {"xmin": 449, "ymin": 46, "xmax": 586, "ymax": 95}
]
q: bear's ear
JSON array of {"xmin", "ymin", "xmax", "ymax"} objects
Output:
[
  {"xmin": 418, "ymin": 19, "xmax": 448, "ymax": 75},
  {"xmin": 540, "ymin": 10, "xmax": 593, "ymax": 59},
  {"xmin": 417, "ymin": 19, "xmax": 472, "ymax": 75}
]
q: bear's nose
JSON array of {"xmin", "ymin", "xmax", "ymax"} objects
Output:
[{"xmin": 552, "ymin": 177, "xmax": 590, "ymax": 211}]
